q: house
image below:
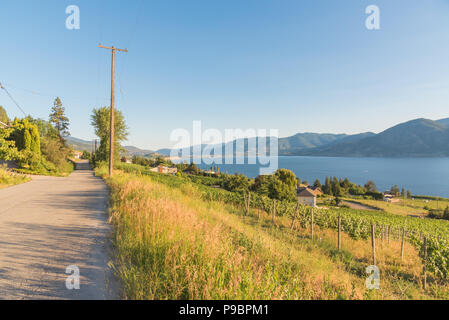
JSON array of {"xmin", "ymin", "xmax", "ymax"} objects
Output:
[
  {"xmin": 73, "ymin": 151, "xmax": 82, "ymax": 159},
  {"xmin": 310, "ymin": 186, "xmax": 323, "ymax": 196},
  {"xmin": 150, "ymin": 165, "xmax": 178, "ymax": 175},
  {"xmin": 297, "ymin": 188, "xmax": 317, "ymax": 207},
  {"xmin": 383, "ymin": 193, "xmax": 400, "ymax": 203}
]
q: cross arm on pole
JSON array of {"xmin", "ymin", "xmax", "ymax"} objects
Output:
[{"xmin": 98, "ymin": 44, "xmax": 128, "ymax": 52}]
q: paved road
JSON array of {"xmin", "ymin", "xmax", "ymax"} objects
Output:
[{"xmin": 0, "ymin": 169, "xmax": 116, "ymax": 300}]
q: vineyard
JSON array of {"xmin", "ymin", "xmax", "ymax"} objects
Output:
[{"xmin": 115, "ymin": 163, "xmax": 449, "ymax": 287}]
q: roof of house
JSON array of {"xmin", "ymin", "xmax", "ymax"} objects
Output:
[{"xmin": 297, "ymin": 188, "xmax": 316, "ymax": 198}]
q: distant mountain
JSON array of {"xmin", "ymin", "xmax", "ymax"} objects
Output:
[
  {"xmin": 436, "ymin": 117, "xmax": 449, "ymax": 127},
  {"xmin": 294, "ymin": 118, "xmax": 449, "ymax": 157},
  {"xmin": 65, "ymin": 137, "xmax": 156, "ymax": 157},
  {"xmin": 157, "ymin": 117, "xmax": 449, "ymax": 158},
  {"xmin": 278, "ymin": 132, "xmax": 375, "ymax": 155},
  {"xmin": 122, "ymin": 145, "xmax": 156, "ymax": 157},
  {"xmin": 278, "ymin": 133, "xmax": 347, "ymax": 154},
  {"xmin": 70, "ymin": 117, "xmax": 449, "ymax": 159},
  {"xmin": 65, "ymin": 137, "xmax": 93, "ymax": 152}
]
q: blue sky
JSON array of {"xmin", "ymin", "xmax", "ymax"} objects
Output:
[{"xmin": 1, "ymin": 0, "xmax": 449, "ymax": 150}]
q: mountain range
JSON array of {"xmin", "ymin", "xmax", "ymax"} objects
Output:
[{"xmin": 66, "ymin": 117, "xmax": 449, "ymax": 158}]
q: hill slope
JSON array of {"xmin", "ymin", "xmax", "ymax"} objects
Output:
[{"xmin": 295, "ymin": 118, "xmax": 449, "ymax": 157}]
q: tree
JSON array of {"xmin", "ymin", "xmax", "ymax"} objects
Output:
[
  {"xmin": 332, "ymin": 177, "xmax": 342, "ymax": 197},
  {"xmin": 10, "ymin": 118, "xmax": 40, "ymax": 154},
  {"xmin": 444, "ymin": 206, "xmax": 449, "ymax": 220},
  {"xmin": 323, "ymin": 176, "xmax": 333, "ymax": 195},
  {"xmin": 49, "ymin": 97, "xmax": 70, "ymax": 138},
  {"xmin": 253, "ymin": 174, "xmax": 271, "ymax": 195},
  {"xmin": 313, "ymin": 179, "xmax": 322, "ymax": 189},
  {"xmin": 401, "ymin": 188, "xmax": 406, "ymax": 198},
  {"xmin": 364, "ymin": 180, "xmax": 378, "ymax": 193},
  {"xmin": 222, "ymin": 174, "xmax": 250, "ymax": 193},
  {"xmin": 407, "ymin": 190, "xmax": 412, "ymax": 199},
  {"xmin": 391, "ymin": 185, "xmax": 400, "ymax": 197},
  {"xmin": 268, "ymin": 175, "xmax": 296, "ymax": 202},
  {"xmin": 91, "ymin": 107, "xmax": 129, "ymax": 162},
  {"xmin": 0, "ymin": 127, "xmax": 17, "ymax": 160},
  {"xmin": 274, "ymin": 169, "xmax": 297, "ymax": 189},
  {"xmin": 342, "ymin": 178, "xmax": 351, "ymax": 189},
  {"xmin": 0, "ymin": 106, "xmax": 9, "ymax": 124}
]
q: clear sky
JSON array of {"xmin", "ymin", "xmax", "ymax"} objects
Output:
[{"xmin": 1, "ymin": 0, "xmax": 449, "ymax": 150}]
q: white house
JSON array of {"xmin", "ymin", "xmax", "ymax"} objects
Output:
[
  {"xmin": 297, "ymin": 188, "xmax": 317, "ymax": 207},
  {"xmin": 150, "ymin": 165, "xmax": 178, "ymax": 175}
]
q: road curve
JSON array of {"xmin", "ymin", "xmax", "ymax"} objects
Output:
[{"xmin": 0, "ymin": 170, "xmax": 116, "ymax": 300}]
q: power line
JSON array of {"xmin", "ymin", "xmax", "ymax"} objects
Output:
[{"xmin": 0, "ymin": 82, "xmax": 27, "ymax": 116}]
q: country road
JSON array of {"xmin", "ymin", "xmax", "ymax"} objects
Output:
[{"xmin": 0, "ymin": 166, "xmax": 116, "ymax": 300}]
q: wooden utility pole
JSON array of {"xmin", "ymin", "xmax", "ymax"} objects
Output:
[{"xmin": 98, "ymin": 44, "xmax": 128, "ymax": 177}]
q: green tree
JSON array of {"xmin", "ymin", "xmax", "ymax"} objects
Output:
[
  {"xmin": 0, "ymin": 127, "xmax": 17, "ymax": 160},
  {"xmin": 391, "ymin": 185, "xmax": 400, "ymax": 197},
  {"xmin": 332, "ymin": 177, "xmax": 342, "ymax": 197},
  {"xmin": 407, "ymin": 190, "xmax": 412, "ymax": 199},
  {"xmin": 364, "ymin": 180, "xmax": 378, "ymax": 193},
  {"xmin": 91, "ymin": 107, "xmax": 129, "ymax": 162},
  {"xmin": 274, "ymin": 169, "xmax": 297, "ymax": 189},
  {"xmin": 323, "ymin": 176, "xmax": 333, "ymax": 195},
  {"xmin": 268, "ymin": 175, "xmax": 296, "ymax": 202},
  {"xmin": 0, "ymin": 106, "xmax": 9, "ymax": 124},
  {"xmin": 49, "ymin": 97, "xmax": 70, "ymax": 138},
  {"xmin": 313, "ymin": 179, "xmax": 322, "ymax": 189},
  {"xmin": 10, "ymin": 118, "xmax": 40, "ymax": 154},
  {"xmin": 444, "ymin": 206, "xmax": 449, "ymax": 220},
  {"xmin": 222, "ymin": 174, "xmax": 250, "ymax": 193}
]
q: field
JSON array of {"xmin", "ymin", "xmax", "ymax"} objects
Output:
[{"xmin": 97, "ymin": 163, "xmax": 449, "ymax": 300}]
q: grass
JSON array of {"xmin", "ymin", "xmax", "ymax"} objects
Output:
[
  {"xmin": 0, "ymin": 166, "xmax": 30, "ymax": 188},
  {"xmin": 97, "ymin": 165, "xmax": 449, "ymax": 300}
]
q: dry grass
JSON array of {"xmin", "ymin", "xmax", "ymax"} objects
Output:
[{"xmin": 101, "ymin": 169, "xmax": 449, "ymax": 300}]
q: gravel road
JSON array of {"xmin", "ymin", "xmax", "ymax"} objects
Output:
[{"xmin": 0, "ymin": 168, "xmax": 117, "ymax": 300}]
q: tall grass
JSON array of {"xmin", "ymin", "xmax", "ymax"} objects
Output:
[
  {"xmin": 104, "ymin": 172, "xmax": 368, "ymax": 299},
  {"xmin": 99, "ymin": 165, "xmax": 449, "ymax": 300}
]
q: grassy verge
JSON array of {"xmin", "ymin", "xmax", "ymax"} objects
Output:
[
  {"xmin": 0, "ymin": 167, "xmax": 30, "ymax": 188},
  {"xmin": 14, "ymin": 160, "xmax": 74, "ymax": 177},
  {"xmin": 97, "ymin": 165, "xmax": 449, "ymax": 300}
]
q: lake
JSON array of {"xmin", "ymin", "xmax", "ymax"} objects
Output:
[{"xmin": 193, "ymin": 156, "xmax": 449, "ymax": 198}]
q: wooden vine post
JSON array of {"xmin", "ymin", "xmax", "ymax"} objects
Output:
[
  {"xmin": 401, "ymin": 227, "xmax": 406, "ymax": 261},
  {"xmin": 338, "ymin": 213, "xmax": 341, "ymax": 251},
  {"xmin": 387, "ymin": 226, "xmax": 391, "ymax": 244},
  {"xmin": 246, "ymin": 190, "xmax": 251, "ymax": 216},
  {"xmin": 311, "ymin": 208, "xmax": 314, "ymax": 240},
  {"xmin": 371, "ymin": 224, "xmax": 376, "ymax": 265},
  {"xmin": 290, "ymin": 202, "xmax": 299, "ymax": 231},
  {"xmin": 272, "ymin": 199, "xmax": 276, "ymax": 224},
  {"xmin": 423, "ymin": 237, "xmax": 428, "ymax": 290}
]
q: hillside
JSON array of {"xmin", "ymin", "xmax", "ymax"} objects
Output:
[
  {"xmin": 95, "ymin": 162, "xmax": 449, "ymax": 299},
  {"xmin": 65, "ymin": 136, "xmax": 156, "ymax": 157},
  {"xmin": 295, "ymin": 118, "xmax": 449, "ymax": 157}
]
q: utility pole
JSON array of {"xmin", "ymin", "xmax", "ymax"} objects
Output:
[{"xmin": 98, "ymin": 44, "xmax": 128, "ymax": 176}]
